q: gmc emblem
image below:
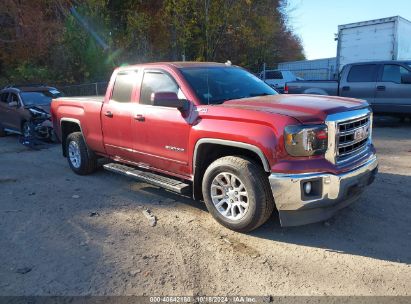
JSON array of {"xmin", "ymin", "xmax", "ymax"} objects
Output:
[{"xmin": 354, "ymin": 126, "xmax": 369, "ymax": 141}]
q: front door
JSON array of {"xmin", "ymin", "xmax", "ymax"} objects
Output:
[
  {"xmin": 101, "ymin": 69, "xmax": 140, "ymax": 161},
  {"xmin": 133, "ymin": 70, "xmax": 192, "ymax": 177},
  {"xmin": 373, "ymin": 64, "xmax": 411, "ymax": 114}
]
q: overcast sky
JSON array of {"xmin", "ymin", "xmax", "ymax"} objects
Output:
[{"xmin": 287, "ymin": 0, "xmax": 411, "ymax": 60}]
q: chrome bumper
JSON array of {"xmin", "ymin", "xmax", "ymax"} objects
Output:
[{"xmin": 269, "ymin": 155, "xmax": 378, "ymax": 227}]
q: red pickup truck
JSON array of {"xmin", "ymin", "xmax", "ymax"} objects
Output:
[{"xmin": 51, "ymin": 62, "xmax": 378, "ymax": 232}]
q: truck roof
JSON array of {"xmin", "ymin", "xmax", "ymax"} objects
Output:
[{"xmin": 117, "ymin": 61, "xmax": 230, "ymax": 71}]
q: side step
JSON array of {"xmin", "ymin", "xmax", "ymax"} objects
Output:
[{"xmin": 103, "ymin": 163, "xmax": 191, "ymax": 195}]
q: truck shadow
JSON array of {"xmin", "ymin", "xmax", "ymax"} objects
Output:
[
  {"xmin": 251, "ymin": 172, "xmax": 411, "ymax": 265},
  {"xmin": 134, "ymin": 171, "xmax": 411, "ymax": 265}
]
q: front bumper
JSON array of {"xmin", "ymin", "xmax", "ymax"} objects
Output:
[{"xmin": 269, "ymin": 155, "xmax": 378, "ymax": 227}]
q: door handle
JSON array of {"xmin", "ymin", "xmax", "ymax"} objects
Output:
[
  {"xmin": 342, "ymin": 86, "xmax": 350, "ymax": 91},
  {"xmin": 104, "ymin": 111, "xmax": 113, "ymax": 118},
  {"xmin": 134, "ymin": 114, "xmax": 145, "ymax": 122},
  {"xmin": 377, "ymin": 85, "xmax": 386, "ymax": 91}
]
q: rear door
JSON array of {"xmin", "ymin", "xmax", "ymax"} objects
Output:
[
  {"xmin": 101, "ymin": 69, "xmax": 141, "ymax": 161},
  {"xmin": 340, "ymin": 64, "xmax": 378, "ymax": 104},
  {"xmin": 373, "ymin": 64, "xmax": 411, "ymax": 114},
  {"xmin": 7, "ymin": 93, "xmax": 24, "ymax": 131}
]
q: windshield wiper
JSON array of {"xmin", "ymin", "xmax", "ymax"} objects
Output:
[
  {"xmin": 248, "ymin": 92, "xmax": 272, "ymax": 97},
  {"xmin": 209, "ymin": 98, "xmax": 232, "ymax": 105}
]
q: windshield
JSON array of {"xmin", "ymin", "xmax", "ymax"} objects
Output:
[
  {"xmin": 180, "ymin": 66, "xmax": 278, "ymax": 105},
  {"xmin": 20, "ymin": 90, "xmax": 62, "ymax": 106}
]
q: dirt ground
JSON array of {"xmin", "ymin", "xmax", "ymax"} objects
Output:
[{"xmin": 0, "ymin": 116, "xmax": 410, "ymax": 297}]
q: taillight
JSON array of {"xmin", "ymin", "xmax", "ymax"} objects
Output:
[{"xmin": 284, "ymin": 85, "xmax": 289, "ymax": 94}]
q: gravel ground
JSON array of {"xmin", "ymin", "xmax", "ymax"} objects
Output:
[{"xmin": 0, "ymin": 116, "xmax": 410, "ymax": 297}]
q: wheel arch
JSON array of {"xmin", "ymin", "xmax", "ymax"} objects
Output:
[
  {"xmin": 60, "ymin": 118, "xmax": 83, "ymax": 157},
  {"xmin": 192, "ymin": 139, "xmax": 270, "ymax": 200}
]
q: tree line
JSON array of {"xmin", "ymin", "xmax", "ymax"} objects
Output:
[{"xmin": 0, "ymin": 0, "xmax": 304, "ymax": 86}]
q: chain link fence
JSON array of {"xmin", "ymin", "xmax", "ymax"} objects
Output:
[{"xmin": 59, "ymin": 82, "xmax": 108, "ymax": 97}]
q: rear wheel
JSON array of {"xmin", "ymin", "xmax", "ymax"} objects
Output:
[
  {"xmin": 66, "ymin": 132, "xmax": 97, "ymax": 175},
  {"xmin": 202, "ymin": 156, "xmax": 274, "ymax": 232}
]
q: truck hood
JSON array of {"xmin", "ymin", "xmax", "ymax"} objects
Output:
[{"xmin": 220, "ymin": 94, "xmax": 369, "ymax": 124}]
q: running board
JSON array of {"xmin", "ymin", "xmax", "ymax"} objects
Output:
[{"xmin": 103, "ymin": 163, "xmax": 191, "ymax": 194}]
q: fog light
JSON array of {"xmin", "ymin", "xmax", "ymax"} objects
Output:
[{"xmin": 304, "ymin": 182, "xmax": 312, "ymax": 194}]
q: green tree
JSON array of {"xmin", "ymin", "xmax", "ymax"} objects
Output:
[{"xmin": 0, "ymin": 0, "xmax": 304, "ymax": 86}]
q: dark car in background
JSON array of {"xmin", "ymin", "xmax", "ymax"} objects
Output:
[
  {"xmin": 0, "ymin": 85, "xmax": 62, "ymax": 140},
  {"xmin": 284, "ymin": 61, "xmax": 411, "ymax": 117}
]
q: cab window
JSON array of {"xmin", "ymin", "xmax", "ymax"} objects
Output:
[
  {"xmin": 266, "ymin": 71, "xmax": 283, "ymax": 79},
  {"xmin": 347, "ymin": 64, "xmax": 378, "ymax": 82},
  {"xmin": 140, "ymin": 71, "xmax": 180, "ymax": 105},
  {"xmin": 9, "ymin": 93, "xmax": 20, "ymax": 105},
  {"xmin": 11, "ymin": 94, "xmax": 18, "ymax": 101},
  {"xmin": 382, "ymin": 65, "xmax": 411, "ymax": 84},
  {"xmin": 111, "ymin": 71, "xmax": 137, "ymax": 103}
]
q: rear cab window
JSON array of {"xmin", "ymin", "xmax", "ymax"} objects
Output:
[
  {"xmin": 382, "ymin": 64, "xmax": 411, "ymax": 84},
  {"xmin": 347, "ymin": 64, "xmax": 378, "ymax": 82},
  {"xmin": 111, "ymin": 70, "xmax": 138, "ymax": 103}
]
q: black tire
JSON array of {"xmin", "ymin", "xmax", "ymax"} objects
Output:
[
  {"xmin": 66, "ymin": 132, "xmax": 97, "ymax": 175},
  {"xmin": 22, "ymin": 121, "xmax": 31, "ymax": 138},
  {"xmin": 202, "ymin": 156, "xmax": 274, "ymax": 232},
  {"xmin": 0, "ymin": 123, "xmax": 6, "ymax": 137},
  {"xmin": 48, "ymin": 129, "xmax": 58, "ymax": 143}
]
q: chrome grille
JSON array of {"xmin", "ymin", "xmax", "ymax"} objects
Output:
[{"xmin": 336, "ymin": 114, "xmax": 371, "ymax": 162}]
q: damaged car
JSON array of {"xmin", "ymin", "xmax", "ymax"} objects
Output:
[{"xmin": 0, "ymin": 85, "xmax": 62, "ymax": 142}]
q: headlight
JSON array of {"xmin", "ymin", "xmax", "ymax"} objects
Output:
[{"xmin": 284, "ymin": 125, "xmax": 328, "ymax": 157}]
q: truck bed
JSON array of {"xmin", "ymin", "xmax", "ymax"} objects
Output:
[
  {"xmin": 56, "ymin": 96, "xmax": 104, "ymax": 103},
  {"xmin": 286, "ymin": 80, "xmax": 339, "ymax": 96},
  {"xmin": 51, "ymin": 95, "xmax": 105, "ymax": 155}
]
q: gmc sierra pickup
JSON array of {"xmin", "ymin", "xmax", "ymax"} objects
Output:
[
  {"xmin": 285, "ymin": 60, "xmax": 411, "ymax": 116},
  {"xmin": 51, "ymin": 62, "xmax": 378, "ymax": 232}
]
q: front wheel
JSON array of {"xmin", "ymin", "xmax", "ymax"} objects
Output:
[
  {"xmin": 22, "ymin": 121, "xmax": 31, "ymax": 138},
  {"xmin": 66, "ymin": 132, "xmax": 97, "ymax": 175},
  {"xmin": 202, "ymin": 156, "xmax": 274, "ymax": 232}
]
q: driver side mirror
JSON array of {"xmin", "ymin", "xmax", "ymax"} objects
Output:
[
  {"xmin": 151, "ymin": 92, "xmax": 190, "ymax": 112},
  {"xmin": 401, "ymin": 74, "xmax": 411, "ymax": 84},
  {"xmin": 8, "ymin": 101, "xmax": 18, "ymax": 108}
]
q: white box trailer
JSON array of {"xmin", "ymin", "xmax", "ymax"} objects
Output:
[{"xmin": 337, "ymin": 16, "xmax": 411, "ymax": 71}]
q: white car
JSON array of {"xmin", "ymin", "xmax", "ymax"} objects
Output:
[{"xmin": 259, "ymin": 70, "xmax": 302, "ymax": 93}]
